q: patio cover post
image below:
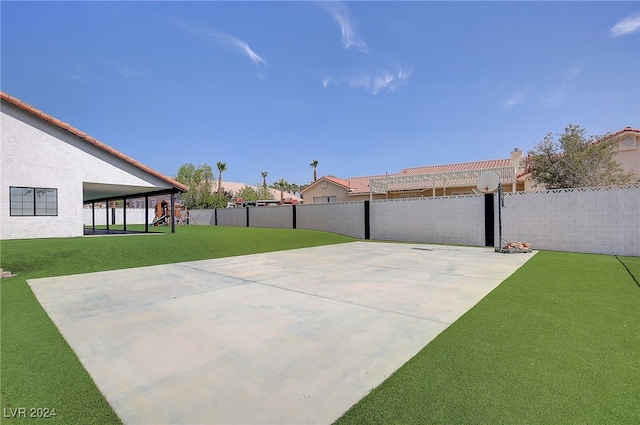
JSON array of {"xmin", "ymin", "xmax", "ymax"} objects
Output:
[
  {"xmin": 170, "ymin": 192, "xmax": 176, "ymax": 234},
  {"xmin": 145, "ymin": 195, "xmax": 149, "ymax": 233},
  {"xmin": 123, "ymin": 197, "xmax": 127, "ymax": 232},
  {"xmin": 92, "ymin": 202, "xmax": 95, "ymax": 230}
]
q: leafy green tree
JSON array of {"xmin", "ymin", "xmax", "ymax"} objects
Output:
[
  {"xmin": 525, "ymin": 124, "xmax": 637, "ymax": 189},
  {"xmin": 261, "ymin": 171, "xmax": 268, "ymax": 190},
  {"xmin": 175, "ymin": 163, "xmax": 215, "ymax": 209},
  {"xmin": 216, "ymin": 161, "xmax": 227, "ymax": 195},
  {"xmin": 210, "ymin": 193, "xmax": 229, "ymax": 208},
  {"xmin": 235, "ymin": 185, "xmax": 274, "ymax": 202},
  {"xmin": 235, "ymin": 185, "xmax": 260, "ymax": 202},
  {"xmin": 256, "ymin": 184, "xmax": 273, "ymax": 200},
  {"xmin": 310, "ymin": 160, "xmax": 319, "ymax": 181}
]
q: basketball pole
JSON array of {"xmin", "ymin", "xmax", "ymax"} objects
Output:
[{"xmin": 496, "ymin": 183, "xmax": 503, "ymax": 253}]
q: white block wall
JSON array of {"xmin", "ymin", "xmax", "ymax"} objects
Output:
[
  {"xmin": 182, "ymin": 186, "xmax": 640, "ymax": 256},
  {"xmin": 371, "ymin": 196, "xmax": 486, "ymax": 246},
  {"xmin": 500, "ymin": 187, "xmax": 639, "ymax": 256},
  {"xmin": 217, "ymin": 208, "xmax": 247, "ymax": 227},
  {"xmin": 186, "ymin": 209, "xmax": 215, "ymax": 226},
  {"xmin": 250, "ymin": 206, "xmax": 294, "ymax": 229},
  {"xmin": 297, "ymin": 202, "xmax": 364, "ymax": 238}
]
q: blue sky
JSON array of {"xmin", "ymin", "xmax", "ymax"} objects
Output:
[{"xmin": 2, "ymin": 1, "xmax": 639, "ymax": 186}]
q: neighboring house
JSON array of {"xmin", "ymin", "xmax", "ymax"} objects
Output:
[
  {"xmin": 518, "ymin": 126, "xmax": 640, "ymax": 191},
  {"xmin": 302, "ymin": 149, "xmax": 526, "ymax": 204},
  {"xmin": 1, "ymin": 91, "xmax": 187, "ymax": 239},
  {"xmin": 300, "ymin": 175, "xmax": 383, "ymax": 204},
  {"xmin": 302, "ymin": 127, "xmax": 640, "ymax": 204},
  {"xmin": 608, "ymin": 126, "xmax": 640, "ymax": 178}
]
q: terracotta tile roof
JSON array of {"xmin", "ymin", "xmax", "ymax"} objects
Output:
[
  {"xmin": 399, "ymin": 158, "xmax": 513, "ymax": 175},
  {"xmin": 608, "ymin": 126, "xmax": 640, "ymax": 137},
  {"xmin": 518, "ymin": 127, "xmax": 639, "ymax": 178},
  {"xmin": 1, "ymin": 91, "xmax": 188, "ymax": 193},
  {"xmin": 323, "ymin": 176, "xmax": 351, "ymax": 188},
  {"xmin": 343, "ymin": 175, "xmax": 387, "ymax": 194},
  {"xmin": 301, "ymin": 176, "xmax": 351, "ymax": 194},
  {"xmin": 306, "ymin": 159, "xmax": 517, "ymax": 195},
  {"xmin": 305, "ymin": 127, "xmax": 637, "ymax": 195},
  {"xmin": 301, "ymin": 174, "xmax": 388, "ymax": 195},
  {"xmin": 593, "ymin": 126, "xmax": 640, "ymax": 145}
]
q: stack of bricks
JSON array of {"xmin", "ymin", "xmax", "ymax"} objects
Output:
[{"xmin": 1, "ymin": 268, "xmax": 16, "ymax": 278}]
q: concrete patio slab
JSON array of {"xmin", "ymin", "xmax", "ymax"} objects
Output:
[{"xmin": 29, "ymin": 241, "xmax": 536, "ymax": 425}]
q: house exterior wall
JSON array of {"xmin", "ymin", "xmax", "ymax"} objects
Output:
[
  {"xmin": 615, "ymin": 134, "xmax": 639, "ymax": 178},
  {"xmin": 302, "ymin": 181, "xmax": 351, "ymax": 204},
  {"xmin": 1, "ymin": 103, "xmax": 171, "ymax": 239}
]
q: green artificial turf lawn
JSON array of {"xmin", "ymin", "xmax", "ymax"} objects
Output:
[
  {"xmin": 0, "ymin": 226, "xmax": 355, "ymax": 424},
  {"xmin": 335, "ymin": 252, "xmax": 640, "ymax": 424},
  {"xmin": 2, "ymin": 228, "xmax": 638, "ymax": 424}
]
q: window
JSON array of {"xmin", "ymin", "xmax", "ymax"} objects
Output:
[{"xmin": 10, "ymin": 187, "xmax": 58, "ymax": 216}]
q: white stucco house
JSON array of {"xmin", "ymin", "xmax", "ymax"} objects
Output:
[{"xmin": 1, "ymin": 91, "xmax": 188, "ymax": 240}]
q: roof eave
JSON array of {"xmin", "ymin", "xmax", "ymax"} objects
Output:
[{"xmin": 1, "ymin": 91, "xmax": 188, "ymax": 193}]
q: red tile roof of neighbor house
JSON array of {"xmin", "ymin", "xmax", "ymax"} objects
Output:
[
  {"xmin": 593, "ymin": 126, "xmax": 640, "ymax": 145},
  {"xmin": 516, "ymin": 126, "xmax": 639, "ymax": 178},
  {"xmin": 399, "ymin": 158, "xmax": 513, "ymax": 175},
  {"xmin": 345, "ymin": 175, "xmax": 387, "ymax": 194},
  {"xmin": 321, "ymin": 176, "xmax": 351, "ymax": 189},
  {"xmin": 609, "ymin": 126, "xmax": 640, "ymax": 137},
  {"xmin": 1, "ymin": 91, "xmax": 188, "ymax": 193},
  {"xmin": 308, "ymin": 175, "xmax": 387, "ymax": 195},
  {"xmin": 308, "ymin": 159, "xmax": 517, "ymax": 195}
]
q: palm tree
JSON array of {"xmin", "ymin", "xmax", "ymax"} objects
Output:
[
  {"xmin": 261, "ymin": 171, "xmax": 268, "ymax": 189},
  {"xmin": 216, "ymin": 161, "xmax": 227, "ymax": 195},
  {"xmin": 274, "ymin": 178, "xmax": 288, "ymax": 203},
  {"xmin": 310, "ymin": 160, "xmax": 319, "ymax": 182}
]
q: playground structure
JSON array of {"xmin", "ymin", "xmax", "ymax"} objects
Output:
[{"xmin": 151, "ymin": 200, "xmax": 197, "ymax": 226}]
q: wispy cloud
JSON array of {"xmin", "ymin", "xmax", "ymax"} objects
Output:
[
  {"xmin": 319, "ymin": 1, "xmax": 367, "ymax": 52},
  {"xmin": 115, "ymin": 65, "xmax": 144, "ymax": 78},
  {"xmin": 503, "ymin": 88, "xmax": 528, "ymax": 109},
  {"xmin": 563, "ymin": 66, "xmax": 581, "ymax": 82},
  {"xmin": 609, "ymin": 12, "xmax": 640, "ymax": 37},
  {"xmin": 176, "ymin": 20, "xmax": 267, "ymax": 66},
  {"xmin": 64, "ymin": 64, "xmax": 89, "ymax": 82},
  {"xmin": 544, "ymin": 87, "xmax": 568, "ymax": 107},
  {"xmin": 66, "ymin": 73, "xmax": 89, "ymax": 82},
  {"xmin": 322, "ymin": 68, "xmax": 410, "ymax": 94}
]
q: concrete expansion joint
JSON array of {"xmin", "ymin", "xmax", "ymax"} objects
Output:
[
  {"xmin": 256, "ymin": 280, "xmax": 450, "ymax": 324},
  {"xmin": 176, "ymin": 263, "xmax": 260, "ymax": 287}
]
